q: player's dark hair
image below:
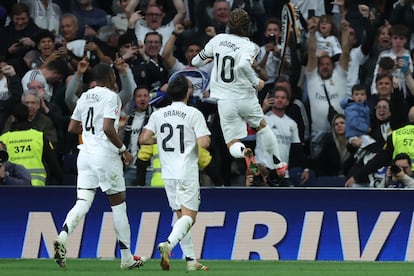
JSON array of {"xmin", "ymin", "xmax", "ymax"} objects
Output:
[
  {"xmin": 92, "ymin": 63, "xmax": 113, "ymax": 84},
  {"xmin": 228, "ymin": 8, "xmax": 251, "ymax": 37},
  {"xmin": 167, "ymin": 75, "xmax": 189, "ymax": 101}
]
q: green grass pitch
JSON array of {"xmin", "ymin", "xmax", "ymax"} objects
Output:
[{"xmin": 1, "ymin": 259, "xmax": 414, "ymax": 276}]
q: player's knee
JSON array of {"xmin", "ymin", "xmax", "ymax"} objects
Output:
[{"xmin": 77, "ymin": 189, "xmax": 95, "ymax": 209}]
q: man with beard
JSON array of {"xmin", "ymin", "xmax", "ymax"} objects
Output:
[{"xmin": 305, "ymin": 17, "xmax": 351, "ymax": 160}]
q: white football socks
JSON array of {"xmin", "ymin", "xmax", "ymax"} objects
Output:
[
  {"xmin": 58, "ymin": 189, "xmax": 95, "ymax": 242},
  {"xmin": 256, "ymin": 125, "xmax": 281, "ymax": 163},
  {"xmin": 167, "ymin": 215, "xmax": 193, "ymax": 248},
  {"xmin": 180, "ymin": 231, "xmax": 195, "ymax": 260},
  {"xmin": 111, "ymin": 202, "xmax": 133, "ymax": 262},
  {"xmin": 229, "ymin": 142, "xmax": 246, "ymax": 159}
]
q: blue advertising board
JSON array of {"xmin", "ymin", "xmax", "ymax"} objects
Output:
[{"xmin": 1, "ymin": 186, "xmax": 414, "ymax": 261}]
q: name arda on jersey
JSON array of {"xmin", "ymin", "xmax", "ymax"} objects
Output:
[
  {"xmin": 219, "ymin": 40, "xmax": 240, "ymax": 52},
  {"xmin": 163, "ymin": 109, "xmax": 187, "ymax": 119}
]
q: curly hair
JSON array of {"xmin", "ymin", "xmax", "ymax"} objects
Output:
[{"xmin": 228, "ymin": 8, "xmax": 251, "ymax": 37}]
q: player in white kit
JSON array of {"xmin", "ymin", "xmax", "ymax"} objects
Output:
[
  {"xmin": 139, "ymin": 75, "xmax": 211, "ymax": 271},
  {"xmin": 191, "ymin": 8, "xmax": 287, "ymax": 176},
  {"xmin": 53, "ymin": 64, "xmax": 145, "ymax": 270}
]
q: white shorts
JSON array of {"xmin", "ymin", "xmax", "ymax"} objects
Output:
[
  {"xmin": 77, "ymin": 150, "xmax": 125, "ymax": 194},
  {"xmin": 218, "ymin": 98, "xmax": 263, "ymax": 144},
  {"xmin": 163, "ymin": 179, "xmax": 200, "ymax": 211}
]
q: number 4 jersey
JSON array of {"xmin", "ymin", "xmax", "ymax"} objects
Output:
[
  {"xmin": 192, "ymin": 33, "xmax": 260, "ymax": 100},
  {"xmin": 71, "ymin": 86, "xmax": 122, "ymax": 157},
  {"xmin": 143, "ymin": 102, "xmax": 211, "ymax": 180}
]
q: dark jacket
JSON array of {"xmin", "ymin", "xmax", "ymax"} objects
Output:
[
  {"xmin": 0, "ymin": 18, "xmax": 41, "ymax": 60},
  {"xmin": 0, "ymin": 162, "xmax": 31, "ymax": 185}
]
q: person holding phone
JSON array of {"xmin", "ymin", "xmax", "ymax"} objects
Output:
[{"xmin": 256, "ymin": 17, "xmax": 291, "ymax": 105}]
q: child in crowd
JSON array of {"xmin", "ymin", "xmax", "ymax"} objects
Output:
[
  {"xmin": 315, "ymin": 14, "xmax": 342, "ymax": 62},
  {"xmin": 340, "ymin": 84, "xmax": 373, "ymax": 149}
]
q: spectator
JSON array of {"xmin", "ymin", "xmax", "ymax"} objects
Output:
[
  {"xmin": 0, "ymin": 3, "xmax": 41, "ymax": 76},
  {"xmin": 255, "ymin": 86, "xmax": 310, "ymax": 187},
  {"xmin": 305, "ymin": 17, "xmax": 351, "ymax": 160},
  {"xmin": 162, "ymin": 23, "xmax": 213, "ymax": 108},
  {"xmin": 344, "ymin": 135, "xmax": 385, "ymax": 188},
  {"xmin": 134, "ymin": 0, "xmax": 185, "ymax": 51},
  {"xmin": 95, "ymin": 25, "xmax": 121, "ymax": 61},
  {"xmin": 65, "ymin": 56, "xmax": 135, "ymax": 112},
  {"xmin": 121, "ymin": 86, "xmax": 153, "ymax": 186},
  {"xmin": 389, "ymin": 0, "xmax": 414, "ymax": 50},
  {"xmin": 194, "ymin": 0, "xmax": 231, "ymax": 44},
  {"xmin": 0, "ymin": 102, "xmax": 62, "ymax": 186},
  {"xmin": 24, "ymin": 29, "xmax": 72, "ymax": 70},
  {"xmin": 384, "ymin": 106, "xmax": 414, "ymax": 172},
  {"xmin": 378, "ymin": 152, "xmax": 414, "ymax": 188},
  {"xmin": 314, "ymin": 14, "xmax": 342, "ymax": 62},
  {"xmin": 59, "ymin": 13, "xmax": 112, "ymax": 68},
  {"xmin": 134, "ymin": 31, "xmax": 169, "ymax": 95},
  {"xmin": 345, "ymin": 6, "xmax": 377, "ymax": 96},
  {"xmin": 340, "ymin": 84, "xmax": 372, "ymax": 149},
  {"xmin": 317, "ymin": 113, "xmax": 351, "ymax": 177},
  {"xmin": 360, "ymin": 24, "xmax": 391, "ymax": 90},
  {"xmin": 72, "ymin": 0, "xmax": 110, "ymax": 38},
  {"xmin": 111, "ymin": 0, "xmax": 139, "ymax": 32},
  {"xmin": 60, "ymin": 13, "xmax": 83, "ymax": 58},
  {"xmin": 21, "ymin": 58, "xmax": 68, "ymax": 103},
  {"xmin": 0, "ymin": 141, "xmax": 31, "ymax": 186},
  {"xmin": 370, "ymin": 24, "xmax": 412, "ymax": 97},
  {"xmin": 26, "ymin": 79, "xmax": 64, "ymax": 142},
  {"xmin": 0, "ymin": 62, "xmax": 23, "ymax": 131},
  {"xmin": 367, "ymin": 73, "xmax": 409, "ymax": 122},
  {"xmin": 370, "ymin": 98, "xmax": 393, "ymax": 147},
  {"xmin": 27, "ymin": 0, "xmax": 62, "ymax": 35},
  {"xmin": 3, "ymin": 90, "xmax": 58, "ymax": 145},
  {"xmin": 256, "ymin": 17, "xmax": 291, "ymax": 104}
]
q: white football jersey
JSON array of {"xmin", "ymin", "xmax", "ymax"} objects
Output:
[
  {"xmin": 192, "ymin": 33, "xmax": 260, "ymax": 100},
  {"xmin": 72, "ymin": 86, "xmax": 122, "ymax": 156},
  {"xmin": 143, "ymin": 102, "xmax": 211, "ymax": 180}
]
